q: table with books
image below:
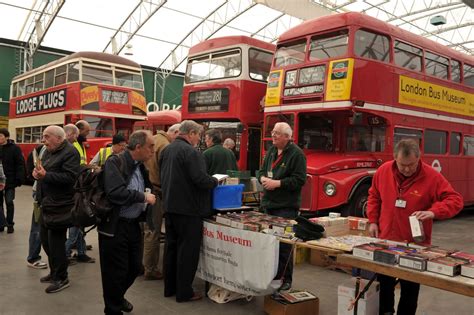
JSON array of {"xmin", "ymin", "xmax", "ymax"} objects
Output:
[{"xmin": 337, "ymin": 243, "xmax": 474, "ymax": 297}]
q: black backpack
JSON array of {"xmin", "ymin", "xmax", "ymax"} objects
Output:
[
  {"xmin": 293, "ymin": 216, "xmax": 325, "ymax": 241},
  {"xmin": 71, "ymin": 155, "xmax": 124, "ymax": 230}
]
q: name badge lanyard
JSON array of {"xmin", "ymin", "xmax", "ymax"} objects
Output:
[{"xmin": 268, "ymin": 152, "xmax": 283, "ymax": 179}]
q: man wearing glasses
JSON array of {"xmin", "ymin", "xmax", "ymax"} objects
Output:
[{"xmin": 257, "ymin": 122, "xmax": 307, "ymax": 292}]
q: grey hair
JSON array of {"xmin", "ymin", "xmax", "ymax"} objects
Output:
[
  {"xmin": 179, "ymin": 120, "xmax": 203, "ymax": 135},
  {"xmin": 205, "ymin": 129, "xmax": 222, "ymax": 145},
  {"xmin": 167, "ymin": 123, "xmax": 181, "ymax": 134},
  {"xmin": 75, "ymin": 120, "xmax": 90, "ymax": 131},
  {"xmin": 127, "ymin": 130, "xmax": 152, "ymax": 150},
  {"xmin": 394, "ymin": 138, "xmax": 420, "ymax": 158},
  {"xmin": 44, "ymin": 125, "xmax": 65, "ymax": 140},
  {"xmin": 223, "ymin": 138, "xmax": 235, "ymax": 148},
  {"xmin": 63, "ymin": 124, "xmax": 79, "ymax": 136},
  {"xmin": 274, "ymin": 122, "xmax": 293, "ymax": 138}
]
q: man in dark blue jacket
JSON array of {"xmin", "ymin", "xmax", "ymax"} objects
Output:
[
  {"xmin": 0, "ymin": 128, "xmax": 25, "ymax": 233},
  {"xmin": 99, "ymin": 130, "xmax": 156, "ymax": 315},
  {"xmin": 160, "ymin": 120, "xmax": 218, "ymax": 302}
]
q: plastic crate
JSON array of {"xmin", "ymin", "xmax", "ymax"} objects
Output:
[
  {"xmin": 226, "ymin": 170, "xmax": 251, "ymax": 179},
  {"xmin": 213, "ymin": 184, "xmax": 245, "ymax": 209}
]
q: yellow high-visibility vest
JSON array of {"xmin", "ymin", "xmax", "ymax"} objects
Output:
[
  {"xmin": 99, "ymin": 147, "xmax": 113, "ymax": 167},
  {"xmin": 73, "ymin": 141, "xmax": 86, "ymax": 165}
]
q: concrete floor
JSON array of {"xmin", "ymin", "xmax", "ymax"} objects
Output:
[{"xmin": 0, "ymin": 185, "xmax": 473, "ymax": 315}]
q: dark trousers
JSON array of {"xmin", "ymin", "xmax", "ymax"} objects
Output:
[
  {"xmin": 99, "ymin": 219, "xmax": 142, "ymax": 315},
  {"xmin": 164, "ymin": 213, "xmax": 203, "ymax": 302},
  {"xmin": 40, "ymin": 224, "xmax": 68, "ymax": 281},
  {"xmin": 378, "ymin": 274, "xmax": 420, "ymax": 315},
  {"xmin": 0, "ymin": 188, "xmax": 15, "ymax": 227},
  {"xmin": 266, "ymin": 208, "xmax": 297, "ymax": 285}
]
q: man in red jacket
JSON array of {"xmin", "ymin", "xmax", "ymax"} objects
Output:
[{"xmin": 367, "ymin": 138, "xmax": 463, "ymax": 315}]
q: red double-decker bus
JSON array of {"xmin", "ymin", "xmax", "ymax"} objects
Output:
[
  {"xmin": 264, "ymin": 12, "xmax": 474, "ymax": 216},
  {"xmin": 133, "ymin": 109, "xmax": 181, "ymax": 134},
  {"xmin": 182, "ymin": 36, "xmax": 275, "ymax": 174},
  {"xmin": 9, "ymin": 51, "xmax": 147, "ymax": 161}
]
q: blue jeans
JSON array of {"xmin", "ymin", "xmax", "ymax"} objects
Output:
[
  {"xmin": 0, "ymin": 188, "xmax": 16, "ymax": 227},
  {"xmin": 27, "ymin": 213, "xmax": 42, "ymax": 263},
  {"xmin": 65, "ymin": 226, "xmax": 86, "ymax": 257}
]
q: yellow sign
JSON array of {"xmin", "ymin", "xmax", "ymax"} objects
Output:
[
  {"xmin": 130, "ymin": 90, "xmax": 146, "ymax": 113},
  {"xmin": 80, "ymin": 85, "xmax": 99, "ymax": 107},
  {"xmin": 399, "ymin": 76, "xmax": 474, "ymax": 117},
  {"xmin": 325, "ymin": 59, "xmax": 354, "ymax": 101},
  {"xmin": 265, "ymin": 70, "xmax": 283, "ymax": 106}
]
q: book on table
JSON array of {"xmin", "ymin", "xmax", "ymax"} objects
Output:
[{"xmin": 279, "ymin": 290, "xmax": 317, "ymax": 303}]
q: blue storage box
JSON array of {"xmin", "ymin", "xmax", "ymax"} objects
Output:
[{"xmin": 213, "ymin": 184, "xmax": 245, "ymax": 209}]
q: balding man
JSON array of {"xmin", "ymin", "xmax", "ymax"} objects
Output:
[
  {"xmin": 257, "ymin": 122, "xmax": 307, "ymax": 292},
  {"xmin": 33, "ymin": 125, "xmax": 81, "ymax": 294},
  {"xmin": 75, "ymin": 120, "xmax": 90, "ymax": 164}
]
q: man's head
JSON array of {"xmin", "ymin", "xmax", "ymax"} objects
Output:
[
  {"xmin": 204, "ymin": 129, "xmax": 222, "ymax": 148},
  {"xmin": 63, "ymin": 124, "xmax": 79, "ymax": 143},
  {"xmin": 166, "ymin": 123, "xmax": 181, "ymax": 142},
  {"xmin": 394, "ymin": 138, "xmax": 421, "ymax": 177},
  {"xmin": 0, "ymin": 128, "xmax": 9, "ymax": 145},
  {"xmin": 223, "ymin": 138, "xmax": 235, "ymax": 150},
  {"xmin": 75, "ymin": 120, "xmax": 91, "ymax": 138},
  {"xmin": 179, "ymin": 120, "xmax": 203, "ymax": 147},
  {"xmin": 271, "ymin": 122, "xmax": 292, "ymax": 149},
  {"xmin": 43, "ymin": 125, "xmax": 66, "ymax": 152},
  {"xmin": 127, "ymin": 130, "xmax": 154, "ymax": 162},
  {"xmin": 111, "ymin": 134, "xmax": 127, "ymax": 154}
]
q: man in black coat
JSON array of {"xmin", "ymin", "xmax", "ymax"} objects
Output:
[
  {"xmin": 0, "ymin": 128, "xmax": 25, "ymax": 233},
  {"xmin": 99, "ymin": 130, "xmax": 156, "ymax": 315},
  {"xmin": 159, "ymin": 120, "xmax": 218, "ymax": 302},
  {"xmin": 33, "ymin": 125, "xmax": 80, "ymax": 293}
]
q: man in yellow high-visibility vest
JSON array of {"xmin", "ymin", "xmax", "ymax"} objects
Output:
[
  {"xmin": 89, "ymin": 134, "xmax": 127, "ymax": 167},
  {"xmin": 74, "ymin": 120, "xmax": 90, "ymax": 165}
]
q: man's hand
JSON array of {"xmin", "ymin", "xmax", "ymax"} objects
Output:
[
  {"xmin": 32, "ymin": 165, "xmax": 46, "ymax": 180},
  {"xmin": 413, "ymin": 210, "xmax": 435, "ymax": 221},
  {"xmin": 261, "ymin": 176, "xmax": 281, "ymax": 191},
  {"xmin": 145, "ymin": 192, "xmax": 156, "ymax": 205},
  {"xmin": 369, "ymin": 223, "xmax": 379, "ymax": 238}
]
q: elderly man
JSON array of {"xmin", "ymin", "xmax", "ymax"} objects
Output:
[
  {"xmin": 142, "ymin": 123, "xmax": 181, "ymax": 281},
  {"xmin": 203, "ymin": 129, "xmax": 238, "ymax": 175},
  {"xmin": 33, "ymin": 125, "xmax": 80, "ymax": 293},
  {"xmin": 160, "ymin": 120, "xmax": 218, "ymax": 302},
  {"xmin": 367, "ymin": 138, "xmax": 463, "ymax": 315},
  {"xmin": 257, "ymin": 122, "xmax": 306, "ymax": 292},
  {"xmin": 99, "ymin": 130, "xmax": 156, "ymax": 315}
]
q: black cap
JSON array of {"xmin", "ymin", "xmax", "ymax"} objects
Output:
[{"xmin": 112, "ymin": 134, "xmax": 126, "ymax": 145}]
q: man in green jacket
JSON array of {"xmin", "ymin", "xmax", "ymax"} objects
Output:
[
  {"xmin": 257, "ymin": 122, "xmax": 306, "ymax": 291},
  {"xmin": 203, "ymin": 129, "xmax": 238, "ymax": 175}
]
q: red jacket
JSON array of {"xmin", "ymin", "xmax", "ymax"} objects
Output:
[{"xmin": 367, "ymin": 160, "xmax": 463, "ymax": 245}]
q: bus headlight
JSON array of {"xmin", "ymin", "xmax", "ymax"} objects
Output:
[{"xmin": 324, "ymin": 182, "xmax": 337, "ymax": 196}]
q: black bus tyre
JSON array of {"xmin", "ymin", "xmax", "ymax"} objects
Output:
[{"xmin": 342, "ymin": 184, "xmax": 370, "ymax": 218}]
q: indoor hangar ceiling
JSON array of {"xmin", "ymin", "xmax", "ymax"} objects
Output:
[{"xmin": 0, "ymin": 0, "xmax": 472, "ymax": 74}]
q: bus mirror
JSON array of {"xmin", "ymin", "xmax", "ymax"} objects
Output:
[
  {"xmin": 236, "ymin": 123, "xmax": 244, "ymax": 133},
  {"xmin": 352, "ymin": 112, "xmax": 363, "ymax": 125}
]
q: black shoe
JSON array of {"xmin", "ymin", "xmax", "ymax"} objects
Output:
[
  {"xmin": 278, "ymin": 282, "xmax": 292, "ymax": 292},
  {"xmin": 7, "ymin": 226, "xmax": 13, "ymax": 234},
  {"xmin": 75, "ymin": 254, "xmax": 95, "ymax": 263},
  {"xmin": 40, "ymin": 274, "xmax": 52, "ymax": 283},
  {"xmin": 86, "ymin": 244, "xmax": 93, "ymax": 251},
  {"xmin": 121, "ymin": 298, "xmax": 133, "ymax": 313},
  {"xmin": 67, "ymin": 256, "xmax": 77, "ymax": 266},
  {"xmin": 45, "ymin": 279, "xmax": 70, "ymax": 293},
  {"xmin": 0, "ymin": 226, "xmax": 4, "ymax": 232}
]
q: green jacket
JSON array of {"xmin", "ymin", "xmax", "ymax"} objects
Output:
[
  {"xmin": 203, "ymin": 144, "xmax": 238, "ymax": 175},
  {"xmin": 257, "ymin": 142, "xmax": 307, "ymax": 210}
]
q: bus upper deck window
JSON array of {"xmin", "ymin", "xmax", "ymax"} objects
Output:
[
  {"xmin": 355, "ymin": 30, "xmax": 389, "ymax": 62},
  {"xmin": 274, "ymin": 41, "xmax": 306, "ymax": 67},
  {"xmin": 394, "ymin": 41, "xmax": 422, "ymax": 72},
  {"xmin": 464, "ymin": 64, "xmax": 474, "ymax": 87},
  {"xmin": 309, "ymin": 31, "xmax": 348, "ymax": 61}
]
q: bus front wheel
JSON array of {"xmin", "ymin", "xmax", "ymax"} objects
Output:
[{"xmin": 342, "ymin": 184, "xmax": 370, "ymax": 218}]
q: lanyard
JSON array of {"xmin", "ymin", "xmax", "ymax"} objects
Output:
[{"xmin": 271, "ymin": 152, "xmax": 283, "ymax": 170}]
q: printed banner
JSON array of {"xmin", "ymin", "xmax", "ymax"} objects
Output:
[
  {"xmin": 399, "ymin": 75, "xmax": 474, "ymax": 117},
  {"xmin": 265, "ymin": 70, "xmax": 284, "ymax": 106},
  {"xmin": 130, "ymin": 90, "xmax": 146, "ymax": 114},
  {"xmin": 16, "ymin": 89, "xmax": 67, "ymax": 115},
  {"xmin": 325, "ymin": 58, "xmax": 354, "ymax": 101},
  {"xmin": 80, "ymin": 85, "xmax": 99, "ymax": 107},
  {"xmin": 196, "ymin": 221, "xmax": 279, "ymax": 296}
]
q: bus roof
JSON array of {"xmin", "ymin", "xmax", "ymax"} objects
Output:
[
  {"xmin": 278, "ymin": 12, "xmax": 473, "ymax": 63},
  {"xmin": 188, "ymin": 35, "xmax": 275, "ymax": 56},
  {"xmin": 146, "ymin": 110, "xmax": 181, "ymax": 124},
  {"xmin": 13, "ymin": 51, "xmax": 142, "ymax": 81}
]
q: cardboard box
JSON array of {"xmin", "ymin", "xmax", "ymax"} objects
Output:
[
  {"xmin": 399, "ymin": 254, "xmax": 428, "ymax": 271},
  {"xmin": 409, "ymin": 215, "xmax": 425, "ymax": 242},
  {"xmin": 352, "ymin": 244, "xmax": 383, "ymax": 261},
  {"xmin": 264, "ymin": 295, "xmax": 319, "ymax": 315},
  {"xmin": 310, "ymin": 249, "xmax": 332, "ymax": 267},
  {"xmin": 348, "ymin": 217, "xmax": 369, "ymax": 231},
  {"xmin": 461, "ymin": 263, "xmax": 474, "ymax": 278},
  {"xmin": 338, "ymin": 278, "xmax": 379, "ymax": 315},
  {"xmin": 294, "ymin": 246, "xmax": 310, "ymax": 265},
  {"xmin": 427, "ymin": 256, "xmax": 469, "ymax": 276}
]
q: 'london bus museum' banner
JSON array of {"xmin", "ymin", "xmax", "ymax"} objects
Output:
[
  {"xmin": 399, "ymin": 75, "xmax": 474, "ymax": 117},
  {"xmin": 325, "ymin": 58, "xmax": 354, "ymax": 101},
  {"xmin": 265, "ymin": 70, "xmax": 284, "ymax": 106},
  {"xmin": 196, "ymin": 221, "xmax": 279, "ymax": 296}
]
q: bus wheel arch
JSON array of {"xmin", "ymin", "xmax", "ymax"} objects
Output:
[{"xmin": 342, "ymin": 178, "xmax": 372, "ymax": 218}]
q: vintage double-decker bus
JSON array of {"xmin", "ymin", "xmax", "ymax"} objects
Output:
[
  {"xmin": 182, "ymin": 36, "xmax": 275, "ymax": 174},
  {"xmin": 9, "ymin": 51, "xmax": 147, "ymax": 161},
  {"xmin": 264, "ymin": 12, "xmax": 474, "ymax": 216},
  {"xmin": 133, "ymin": 109, "xmax": 181, "ymax": 134}
]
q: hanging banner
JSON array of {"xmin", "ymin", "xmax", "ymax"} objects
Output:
[{"xmin": 196, "ymin": 221, "xmax": 279, "ymax": 296}]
